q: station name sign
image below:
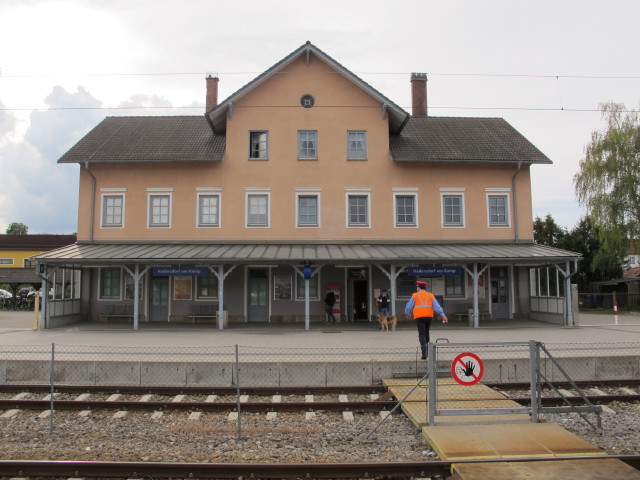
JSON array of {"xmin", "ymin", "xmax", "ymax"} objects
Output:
[
  {"xmin": 152, "ymin": 267, "xmax": 208, "ymax": 277},
  {"xmin": 407, "ymin": 266, "xmax": 462, "ymax": 277}
]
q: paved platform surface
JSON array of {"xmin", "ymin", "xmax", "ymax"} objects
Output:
[{"xmin": 1, "ymin": 311, "xmax": 639, "ymax": 348}]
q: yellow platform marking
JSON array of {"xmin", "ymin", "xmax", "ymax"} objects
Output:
[
  {"xmin": 387, "ymin": 379, "xmax": 526, "ymax": 428},
  {"xmin": 423, "ymin": 423, "xmax": 604, "ymax": 460},
  {"xmin": 383, "ymin": 377, "xmax": 627, "ymax": 480},
  {"xmin": 452, "ymin": 458, "xmax": 640, "ymax": 480}
]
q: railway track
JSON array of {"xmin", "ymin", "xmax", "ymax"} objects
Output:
[
  {"xmin": 1, "ymin": 456, "xmax": 639, "ymax": 479},
  {"xmin": 0, "ymin": 382, "xmax": 638, "ymax": 414}
]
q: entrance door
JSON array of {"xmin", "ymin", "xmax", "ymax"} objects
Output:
[
  {"xmin": 248, "ymin": 268, "xmax": 269, "ymax": 322},
  {"xmin": 149, "ymin": 277, "xmax": 169, "ymax": 322},
  {"xmin": 348, "ymin": 269, "xmax": 368, "ymax": 322},
  {"xmin": 490, "ymin": 267, "xmax": 509, "ymax": 319}
]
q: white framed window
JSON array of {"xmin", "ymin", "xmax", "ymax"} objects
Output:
[
  {"xmin": 197, "ymin": 270, "xmax": 219, "ymax": 299},
  {"xmin": 148, "ymin": 193, "xmax": 171, "ymax": 227},
  {"xmin": 296, "ymin": 193, "xmax": 319, "ymax": 227},
  {"xmin": 99, "ymin": 267, "xmax": 121, "ymax": 300},
  {"xmin": 197, "ymin": 193, "xmax": 221, "ymax": 227},
  {"xmin": 487, "ymin": 193, "xmax": 510, "ymax": 227},
  {"xmin": 298, "ymin": 130, "xmax": 318, "ymax": 160},
  {"xmin": 246, "ymin": 192, "xmax": 270, "ymax": 227},
  {"xmin": 397, "ymin": 271, "xmax": 416, "ymax": 297},
  {"xmin": 101, "ymin": 193, "xmax": 125, "ymax": 227},
  {"xmin": 124, "ymin": 274, "xmax": 144, "ymax": 301},
  {"xmin": 249, "ymin": 131, "xmax": 268, "ymax": 159},
  {"xmin": 442, "ymin": 193, "xmax": 465, "ymax": 227},
  {"xmin": 0, "ymin": 258, "xmax": 14, "ymax": 265},
  {"xmin": 346, "ymin": 192, "xmax": 370, "ymax": 227},
  {"xmin": 394, "ymin": 194, "xmax": 417, "ymax": 227},
  {"xmin": 295, "ymin": 273, "xmax": 319, "ymax": 300},
  {"xmin": 347, "ymin": 130, "xmax": 367, "ymax": 160},
  {"xmin": 445, "ymin": 274, "xmax": 465, "ymax": 297}
]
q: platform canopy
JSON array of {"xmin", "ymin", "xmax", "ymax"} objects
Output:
[{"xmin": 33, "ymin": 242, "xmax": 580, "ymax": 266}]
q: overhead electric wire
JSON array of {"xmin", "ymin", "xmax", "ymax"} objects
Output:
[
  {"xmin": 0, "ymin": 105, "xmax": 633, "ymax": 113},
  {"xmin": 1, "ymin": 68, "xmax": 637, "ymax": 113},
  {"xmin": 2, "ymin": 71, "xmax": 640, "ymax": 79}
]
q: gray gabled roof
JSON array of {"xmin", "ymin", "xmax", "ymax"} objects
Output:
[
  {"xmin": 206, "ymin": 41, "xmax": 410, "ymax": 134},
  {"xmin": 390, "ymin": 117, "xmax": 552, "ymax": 164},
  {"xmin": 33, "ymin": 242, "xmax": 579, "ymax": 265},
  {"xmin": 58, "ymin": 116, "xmax": 225, "ymax": 164}
]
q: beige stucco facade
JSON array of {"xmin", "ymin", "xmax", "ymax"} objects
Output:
[
  {"xmin": 77, "ymin": 55, "xmax": 533, "ymax": 244},
  {"xmin": 38, "ymin": 42, "xmax": 579, "ymax": 331}
]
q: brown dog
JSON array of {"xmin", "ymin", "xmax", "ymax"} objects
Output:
[{"xmin": 377, "ymin": 314, "xmax": 397, "ymax": 332}]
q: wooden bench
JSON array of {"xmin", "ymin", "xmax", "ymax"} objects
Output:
[
  {"xmin": 101, "ymin": 304, "xmax": 134, "ymax": 322},
  {"xmin": 187, "ymin": 304, "xmax": 218, "ymax": 323}
]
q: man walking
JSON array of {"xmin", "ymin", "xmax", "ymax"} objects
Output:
[{"xmin": 404, "ymin": 281, "xmax": 448, "ymax": 359}]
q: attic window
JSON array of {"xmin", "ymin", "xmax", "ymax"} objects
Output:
[{"xmin": 300, "ymin": 94, "xmax": 315, "ymax": 108}]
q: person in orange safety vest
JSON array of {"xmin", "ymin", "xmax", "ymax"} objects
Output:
[{"xmin": 404, "ymin": 280, "xmax": 448, "ymax": 359}]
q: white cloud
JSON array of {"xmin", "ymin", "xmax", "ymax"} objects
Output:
[
  {"xmin": 1, "ymin": 0, "xmax": 638, "ymax": 233},
  {"xmin": 0, "ymin": 86, "xmax": 103, "ymax": 233}
]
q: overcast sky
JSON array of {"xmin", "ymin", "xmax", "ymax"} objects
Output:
[{"xmin": 1, "ymin": 0, "xmax": 638, "ymax": 234}]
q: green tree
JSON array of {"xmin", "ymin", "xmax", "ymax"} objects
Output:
[
  {"xmin": 560, "ymin": 217, "xmax": 623, "ymax": 290},
  {"xmin": 533, "ymin": 214, "xmax": 567, "ymax": 246},
  {"xmin": 574, "ymin": 102, "xmax": 640, "ymax": 243},
  {"xmin": 534, "ymin": 214, "xmax": 624, "ymax": 290},
  {"xmin": 5, "ymin": 222, "xmax": 28, "ymax": 234}
]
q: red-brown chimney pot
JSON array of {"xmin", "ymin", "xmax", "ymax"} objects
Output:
[
  {"xmin": 411, "ymin": 72, "xmax": 428, "ymax": 117},
  {"xmin": 206, "ymin": 75, "xmax": 219, "ymax": 112}
]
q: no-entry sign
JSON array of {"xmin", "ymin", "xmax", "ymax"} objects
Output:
[{"xmin": 451, "ymin": 352, "xmax": 484, "ymax": 385}]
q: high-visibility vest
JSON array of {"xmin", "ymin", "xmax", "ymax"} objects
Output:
[{"xmin": 412, "ymin": 290, "xmax": 434, "ymax": 318}]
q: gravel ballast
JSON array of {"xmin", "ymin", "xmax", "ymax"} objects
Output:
[{"xmin": 1, "ymin": 403, "xmax": 639, "ymax": 463}]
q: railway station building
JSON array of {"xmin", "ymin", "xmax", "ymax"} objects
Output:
[{"xmin": 34, "ymin": 42, "xmax": 580, "ymax": 330}]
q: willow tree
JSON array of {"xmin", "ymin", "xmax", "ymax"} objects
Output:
[{"xmin": 574, "ymin": 102, "xmax": 640, "ymax": 270}]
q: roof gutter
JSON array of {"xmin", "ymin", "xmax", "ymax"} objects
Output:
[{"xmin": 83, "ymin": 161, "xmax": 96, "ymax": 243}]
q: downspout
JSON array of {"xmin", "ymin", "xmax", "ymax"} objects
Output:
[
  {"xmin": 511, "ymin": 161, "xmax": 522, "ymax": 242},
  {"xmin": 83, "ymin": 161, "xmax": 96, "ymax": 242}
]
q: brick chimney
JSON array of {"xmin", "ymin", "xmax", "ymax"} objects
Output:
[
  {"xmin": 205, "ymin": 75, "xmax": 219, "ymax": 112},
  {"xmin": 411, "ymin": 73, "xmax": 428, "ymax": 116}
]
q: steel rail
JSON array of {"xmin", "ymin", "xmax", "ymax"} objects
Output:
[
  {"xmin": 2, "ymin": 394, "xmax": 638, "ymax": 413},
  {"xmin": 0, "ymin": 379, "xmax": 638, "ymax": 395},
  {"xmin": 0, "ymin": 399, "xmax": 396, "ymax": 412},
  {"xmin": 0, "ymin": 456, "xmax": 638, "ymax": 478},
  {"xmin": 0, "ymin": 384, "xmax": 388, "ymax": 395}
]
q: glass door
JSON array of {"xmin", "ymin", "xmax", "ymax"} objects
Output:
[
  {"xmin": 490, "ymin": 267, "xmax": 509, "ymax": 319},
  {"xmin": 149, "ymin": 276, "xmax": 169, "ymax": 322},
  {"xmin": 248, "ymin": 268, "xmax": 269, "ymax": 322}
]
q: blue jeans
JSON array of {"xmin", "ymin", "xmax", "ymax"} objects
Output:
[
  {"xmin": 379, "ymin": 307, "xmax": 389, "ymax": 316},
  {"xmin": 326, "ymin": 306, "xmax": 336, "ymax": 323}
]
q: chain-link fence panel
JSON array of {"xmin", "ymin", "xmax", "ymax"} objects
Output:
[
  {"xmin": 1, "ymin": 342, "xmax": 638, "ymax": 388},
  {"xmin": 0, "ymin": 344, "xmax": 54, "ymax": 384},
  {"xmin": 427, "ymin": 342, "xmax": 532, "ymax": 425},
  {"xmin": 543, "ymin": 342, "xmax": 640, "ymax": 381},
  {"xmin": 235, "ymin": 346, "xmax": 420, "ymax": 386}
]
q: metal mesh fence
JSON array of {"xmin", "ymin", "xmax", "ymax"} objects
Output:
[
  {"xmin": 0, "ymin": 343, "xmax": 423, "ymax": 387},
  {"xmin": 422, "ymin": 341, "xmax": 637, "ymax": 426},
  {"xmin": 2, "ymin": 341, "xmax": 637, "ymax": 437},
  {"xmin": 0, "ymin": 342, "xmax": 637, "ymax": 388},
  {"xmin": 578, "ymin": 292, "xmax": 640, "ymax": 312}
]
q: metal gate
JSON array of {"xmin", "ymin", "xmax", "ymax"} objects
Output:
[{"xmin": 426, "ymin": 340, "xmax": 602, "ymax": 427}]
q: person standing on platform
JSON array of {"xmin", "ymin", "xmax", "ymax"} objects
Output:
[
  {"xmin": 404, "ymin": 281, "xmax": 448, "ymax": 359},
  {"xmin": 324, "ymin": 290, "xmax": 336, "ymax": 324},
  {"xmin": 377, "ymin": 289, "xmax": 390, "ymax": 316}
]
